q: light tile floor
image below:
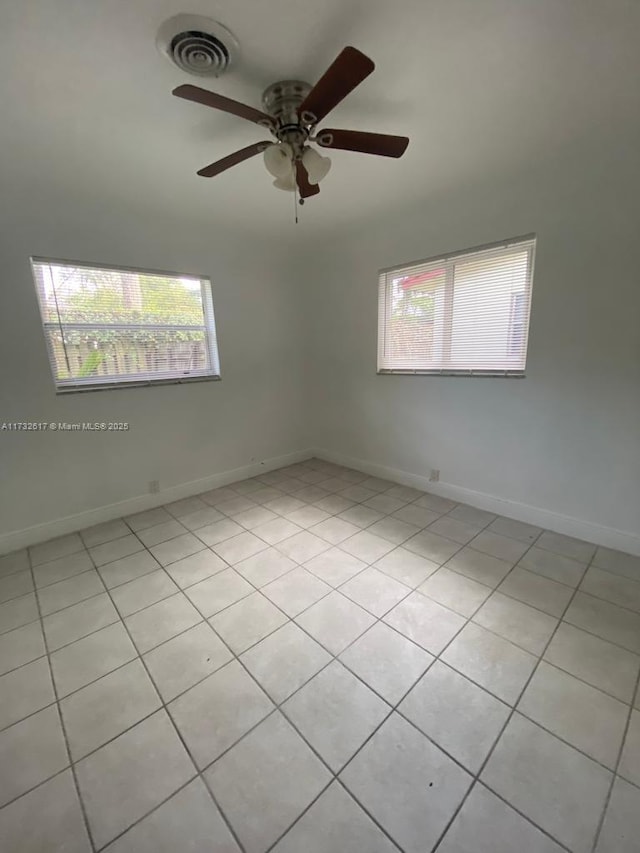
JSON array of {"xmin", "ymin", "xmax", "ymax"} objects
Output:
[{"xmin": 1, "ymin": 457, "xmax": 639, "ymax": 852}]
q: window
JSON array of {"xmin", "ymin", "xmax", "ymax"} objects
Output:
[
  {"xmin": 31, "ymin": 258, "xmax": 220, "ymax": 392},
  {"xmin": 377, "ymin": 235, "xmax": 536, "ymax": 376}
]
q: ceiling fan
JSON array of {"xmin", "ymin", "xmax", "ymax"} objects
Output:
[{"xmin": 172, "ymin": 46, "xmax": 410, "ymax": 201}]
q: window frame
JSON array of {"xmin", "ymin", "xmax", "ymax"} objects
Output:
[
  {"xmin": 377, "ymin": 234, "xmax": 536, "ymax": 378},
  {"xmin": 31, "ymin": 256, "xmax": 221, "ymax": 394}
]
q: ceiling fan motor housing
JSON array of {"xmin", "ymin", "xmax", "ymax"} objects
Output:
[{"xmin": 157, "ymin": 14, "xmax": 239, "ymax": 77}]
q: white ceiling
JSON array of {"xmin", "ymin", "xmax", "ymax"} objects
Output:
[{"xmin": 1, "ymin": 0, "xmax": 638, "ymax": 235}]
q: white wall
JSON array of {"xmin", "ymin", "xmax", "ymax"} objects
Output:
[
  {"xmin": 309, "ymin": 136, "xmax": 640, "ymax": 546},
  {"xmin": 0, "ymin": 187, "xmax": 309, "ymax": 543}
]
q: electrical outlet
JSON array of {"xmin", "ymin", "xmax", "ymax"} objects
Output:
[
  {"xmin": 148, "ymin": 479, "xmax": 160, "ymax": 494},
  {"xmin": 429, "ymin": 469, "xmax": 440, "ymax": 483}
]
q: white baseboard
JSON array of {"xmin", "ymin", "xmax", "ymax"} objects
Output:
[
  {"xmin": 0, "ymin": 449, "xmax": 314, "ymax": 556},
  {"xmin": 313, "ymin": 447, "xmax": 640, "ymax": 557}
]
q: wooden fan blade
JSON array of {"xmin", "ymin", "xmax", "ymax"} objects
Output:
[
  {"xmin": 299, "ymin": 47, "xmax": 375, "ymax": 125},
  {"xmin": 173, "ymin": 84, "xmax": 274, "ymax": 128},
  {"xmin": 295, "ymin": 161, "xmax": 320, "ymax": 198},
  {"xmin": 197, "ymin": 142, "xmax": 270, "ymax": 178},
  {"xmin": 316, "ymin": 129, "xmax": 409, "ymax": 158}
]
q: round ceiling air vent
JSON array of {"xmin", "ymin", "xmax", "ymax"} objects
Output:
[{"xmin": 156, "ymin": 14, "xmax": 239, "ymax": 78}]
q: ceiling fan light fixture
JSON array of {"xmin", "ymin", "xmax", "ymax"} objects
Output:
[
  {"xmin": 272, "ymin": 171, "xmax": 296, "ymax": 192},
  {"xmin": 302, "ymin": 147, "xmax": 331, "ymax": 183},
  {"xmin": 263, "ymin": 143, "xmax": 294, "ymax": 179}
]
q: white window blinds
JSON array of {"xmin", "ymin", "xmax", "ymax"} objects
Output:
[
  {"xmin": 31, "ymin": 258, "xmax": 220, "ymax": 392},
  {"xmin": 377, "ymin": 236, "xmax": 536, "ymax": 376}
]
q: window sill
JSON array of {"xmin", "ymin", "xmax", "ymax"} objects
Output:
[
  {"xmin": 55, "ymin": 374, "xmax": 221, "ymax": 395},
  {"xmin": 377, "ymin": 369, "xmax": 526, "ymax": 378}
]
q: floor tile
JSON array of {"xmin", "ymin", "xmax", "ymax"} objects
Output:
[
  {"xmin": 414, "ymin": 493, "xmax": 457, "ymax": 513},
  {"xmin": 213, "ymin": 531, "xmax": 270, "ymax": 565},
  {"xmin": 482, "ymin": 713, "xmax": 611, "ymax": 853},
  {"xmin": 337, "ymin": 505, "xmax": 384, "ymax": 529},
  {"xmin": 277, "ymin": 530, "xmax": 330, "ymax": 563},
  {"xmin": 199, "ymin": 486, "xmax": 240, "ymax": 507},
  {"xmin": 0, "ymin": 549, "xmax": 29, "ymax": 578},
  {"xmin": 164, "ymin": 496, "xmax": 208, "ymax": 518},
  {"xmin": 438, "ymin": 782, "xmax": 564, "ymax": 853},
  {"xmin": 196, "ymin": 518, "xmax": 244, "ymax": 547},
  {"xmin": 400, "ymin": 661, "xmax": 510, "ymax": 772},
  {"xmin": 0, "ymin": 657, "xmax": 55, "ymax": 731},
  {"xmin": 311, "ymin": 517, "xmax": 361, "ymax": 545},
  {"xmin": 241, "ymin": 622, "xmax": 331, "ymax": 703},
  {"xmin": 104, "ymin": 778, "xmax": 240, "ymax": 853},
  {"xmin": 564, "ymin": 592, "xmax": 640, "ymax": 653},
  {"xmin": 30, "ymin": 534, "xmax": 83, "ymax": 567},
  {"xmin": 384, "ymin": 591, "xmax": 465, "ymax": 654},
  {"xmin": 179, "ymin": 507, "xmax": 225, "ymax": 531},
  {"xmin": 164, "ymin": 548, "xmax": 226, "ymax": 588},
  {"xmin": 341, "ymin": 712, "xmax": 471, "ymax": 853},
  {"xmin": 262, "ymin": 567, "xmax": 330, "ymax": 617},
  {"xmin": 518, "ymin": 662, "xmax": 627, "ymax": 768},
  {"xmin": 313, "ymin": 494, "xmax": 355, "ymax": 515},
  {"xmin": 0, "ymin": 706, "xmax": 68, "ymax": 807},
  {"xmin": 592, "ymin": 547, "xmax": 640, "ymax": 581},
  {"xmin": 210, "ymin": 592, "xmax": 288, "ymax": 654},
  {"xmin": 340, "ymin": 531, "xmax": 396, "ymax": 564},
  {"xmin": 38, "ymin": 570, "xmax": 105, "ymax": 617},
  {"xmin": 428, "ymin": 516, "xmax": 482, "ymax": 545},
  {"xmin": 544, "ymin": 622, "xmax": 640, "ymax": 702},
  {"xmin": 265, "ymin": 496, "xmax": 306, "ymax": 516},
  {"xmin": 169, "ymin": 660, "xmax": 273, "ymax": 768},
  {"xmin": 498, "ymin": 567, "xmax": 573, "ymax": 617},
  {"xmin": 448, "ymin": 504, "xmax": 497, "ymax": 527},
  {"xmin": 272, "ymin": 781, "xmax": 397, "ymax": 853},
  {"xmin": 43, "ymin": 593, "xmax": 118, "ymax": 652},
  {"xmin": 75, "ymin": 710, "xmax": 195, "ymax": 849},
  {"xmin": 473, "ymin": 591, "xmax": 558, "ymax": 655},
  {"xmin": 206, "ymin": 711, "xmax": 331, "ymax": 853},
  {"xmin": 50, "ymin": 622, "xmax": 137, "ymax": 698},
  {"xmin": 618, "ymin": 709, "xmax": 640, "ymax": 787},
  {"xmin": 0, "ymin": 621, "xmax": 45, "ymax": 676},
  {"xmin": 341, "ymin": 621, "xmax": 433, "ymax": 704},
  {"xmin": 596, "ymin": 776, "xmax": 640, "ymax": 853},
  {"xmin": 385, "ymin": 484, "xmax": 425, "ymax": 502},
  {"xmin": 364, "ymin": 494, "xmax": 406, "ymax": 515},
  {"xmin": 286, "ymin": 506, "xmax": 330, "ymax": 529},
  {"xmin": 233, "ymin": 548, "xmax": 296, "ymax": 587},
  {"xmin": 442, "ymin": 622, "xmax": 537, "ymax": 704},
  {"xmin": 393, "ymin": 504, "xmax": 441, "ymax": 529},
  {"xmin": 144, "ymin": 622, "xmax": 232, "ymax": 702},
  {"xmin": 0, "ymin": 769, "xmax": 91, "ymax": 853},
  {"xmin": 89, "ymin": 535, "xmax": 143, "ymax": 567},
  {"xmin": 418, "ymin": 567, "xmax": 491, "ymax": 617},
  {"xmin": 404, "ymin": 530, "xmax": 461, "ymax": 564},
  {"xmin": 185, "ymin": 569, "xmax": 253, "ymax": 617},
  {"xmin": 0, "ymin": 593, "xmax": 39, "ymax": 635},
  {"xmin": 360, "ymin": 476, "xmax": 396, "ymax": 493},
  {"xmin": 136, "ymin": 519, "xmax": 187, "ymax": 548},
  {"xmin": 61, "ymin": 659, "xmax": 161, "ymax": 760},
  {"xmin": 296, "ymin": 591, "xmax": 375, "ymax": 655},
  {"xmin": 248, "ymin": 486, "xmax": 287, "ymax": 505},
  {"xmin": 0, "ymin": 571, "xmax": 34, "ymax": 604},
  {"xmin": 519, "ymin": 546, "xmax": 586, "ymax": 587},
  {"xmin": 374, "ymin": 547, "xmax": 439, "ymax": 587},
  {"xmin": 366, "ymin": 516, "xmax": 420, "ymax": 545},
  {"xmin": 339, "ymin": 485, "xmax": 379, "ymax": 503},
  {"xmin": 234, "ymin": 506, "xmax": 279, "ymax": 530},
  {"xmin": 80, "ymin": 519, "xmax": 130, "ymax": 549},
  {"xmin": 304, "ymin": 548, "xmax": 367, "ymax": 587},
  {"xmin": 33, "ymin": 551, "xmax": 93, "ymax": 589},
  {"xmin": 536, "ymin": 530, "xmax": 596, "ymax": 563},
  {"xmin": 110, "ymin": 569, "xmax": 178, "ymax": 618},
  {"xmin": 283, "ymin": 661, "xmax": 389, "ymax": 771},
  {"xmin": 580, "ymin": 566, "xmax": 640, "ymax": 613},
  {"xmin": 469, "ymin": 531, "xmax": 529, "ymax": 563},
  {"xmin": 125, "ymin": 507, "xmax": 172, "ymax": 532},
  {"xmin": 445, "ymin": 547, "xmax": 513, "ymax": 588},
  {"xmin": 340, "ymin": 567, "xmax": 410, "ymax": 617},
  {"xmin": 216, "ymin": 496, "xmax": 259, "ymax": 517},
  {"xmin": 151, "ymin": 533, "xmax": 205, "ymax": 567},
  {"xmin": 487, "ymin": 517, "xmax": 542, "ymax": 544},
  {"xmin": 253, "ymin": 517, "xmax": 303, "ymax": 545},
  {"xmin": 125, "ymin": 593, "xmax": 201, "ymax": 654},
  {"xmin": 98, "ymin": 551, "xmax": 159, "ymax": 590}
]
